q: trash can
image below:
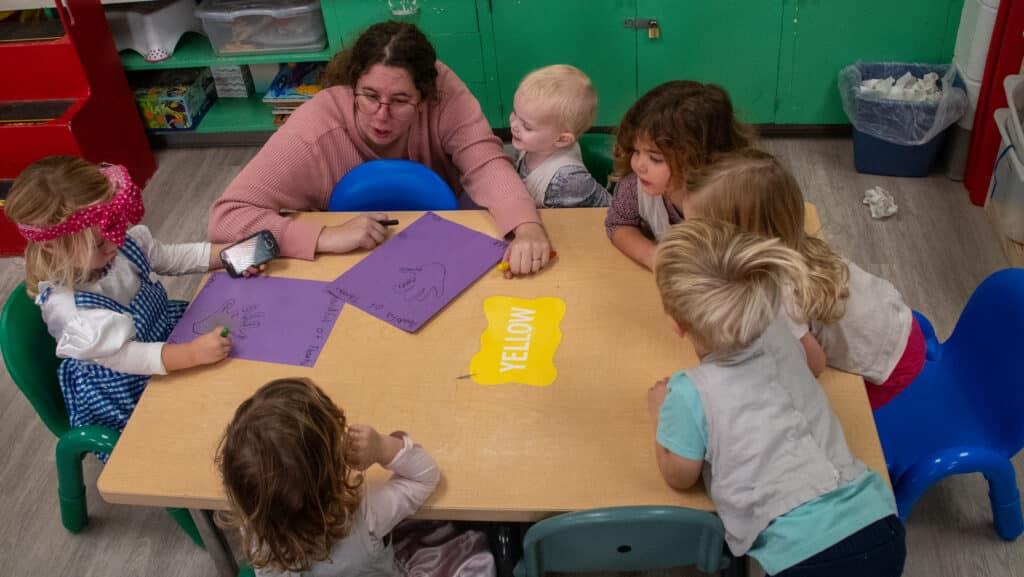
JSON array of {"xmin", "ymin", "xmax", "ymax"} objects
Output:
[
  {"xmin": 840, "ymin": 62, "xmax": 968, "ymax": 177},
  {"xmin": 990, "ymin": 108, "xmax": 1024, "ymax": 243}
]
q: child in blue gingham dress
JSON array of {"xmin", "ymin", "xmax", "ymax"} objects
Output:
[{"xmin": 6, "ymin": 157, "xmax": 260, "ymax": 457}]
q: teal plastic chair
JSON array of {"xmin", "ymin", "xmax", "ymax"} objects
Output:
[
  {"xmin": 579, "ymin": 132, "xmax": 616, "ymax": 191},
  {"xmin": 0, "ymin": 282, "xmax": 202, "ymax": 545},
  {"xmin": 513, "ymin": 506, "xmax": 733, "ymax": 577}
]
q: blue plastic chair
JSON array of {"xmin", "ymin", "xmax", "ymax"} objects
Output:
[
  {"xmin": 512, "ymin": 506, "xmax": 733, "ymax": 577},
  {"xmin": 328, "ymin": 159, "xmax": 457, "ymax": 212},
  {"xmin": 875, "ymin": 269, "xmax": 1024, "ymax": 541}
]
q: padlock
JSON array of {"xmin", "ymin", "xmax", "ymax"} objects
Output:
[{"xmin": 648, "ymin": 20, "xmax": 660, "ymax": 39}]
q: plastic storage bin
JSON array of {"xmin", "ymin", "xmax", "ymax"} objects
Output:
[
  {"xmin": 847, "ymin": 63, "xmax": 958, "ymax": 177},
  {"xmin": 990, "ymin": 108, "xmax": 1024, "ymax": 243},
  {"xmin": 954, "ymin": 0, "xmax": 1000, "ymax": 83},
  {"xmin": 195, "ymin": 0, "xmax": 326, "ymax": 56},
  {"xmin": 1005, "ymin": 74, "xmax": 1024, "ymax": 152}
]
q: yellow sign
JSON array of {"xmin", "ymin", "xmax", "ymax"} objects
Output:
[{"xmin": 469, "ymin": 296, "xmax": 566, "ymax": 386}]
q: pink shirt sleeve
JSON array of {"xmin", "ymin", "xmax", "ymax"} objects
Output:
[
  {"xmin": 434, "ymin": 68, "xmax": 539, "ymax": 235},
  {"xmin": 207, "ymin": 128, "xmax": 331, "ymax": 260},
  {"xmin": 364, "ymin": 434, "xmax": 441, "ymax": 537}
]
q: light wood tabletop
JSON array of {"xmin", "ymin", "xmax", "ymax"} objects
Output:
[{"xmin": 98, "ymin": 206, "xmax": 888, "ymax": 522}]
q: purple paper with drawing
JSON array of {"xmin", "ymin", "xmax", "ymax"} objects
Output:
[
  {"xmin": 327, "ymin": 212, "xmax": 507, "ymax": 332},
  {"xmin": 167, "ymin": 272, "xmax": 343, "ymax": 367}
]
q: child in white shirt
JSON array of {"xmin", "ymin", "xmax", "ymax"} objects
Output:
[
  {"xmin": 509, "ymin": 64, "xmax": 610, "ymax": 208},
  {"xmin": 218, "ymin": 378, "xmax": 494, "ymax": 577},
  {"xmin": 7, "ymin": 155, "xmax": 262, "ymax": 440}
]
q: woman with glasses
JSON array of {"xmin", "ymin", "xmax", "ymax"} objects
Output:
[{"xmin": 208, "ymin": 21, "xmax": 552, "ymax": 276}]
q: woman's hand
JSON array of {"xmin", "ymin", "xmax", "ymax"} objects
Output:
[
  {"xmin": 504, "ymin": 222, "xmax": 552, "ymax": 277},
  {"xmin": 316, "ymin": 213, "xmax": 389, "ymax": 254}
]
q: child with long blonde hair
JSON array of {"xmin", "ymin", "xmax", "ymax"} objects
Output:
[
  {"xmin": 604, "ymin": 80, "xmax": 754, "ymax": 269},
  {"xmin": 649, "ymin": 219, "xmax": 905, "ymax": 577},
  {"xmin": 686, "ymin": 149, "xmax": 925, "ymax": 409},
  {"xmin": 217, "ymin": 378, "xmax": 494, "ymax": 576},
  {"xmin": 6, "ymin": 156, "xmax": 262, "ymax": 440}
]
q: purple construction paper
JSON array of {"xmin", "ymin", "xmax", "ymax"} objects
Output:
[
  {"xmin": 168, "ymin": 272, "xmax": 343, "ymax": 367},
  {"xmin": 327, "ymin": 212, "xmax": 507, "ymax": 332}
]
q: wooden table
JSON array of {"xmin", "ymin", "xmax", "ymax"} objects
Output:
[{"xmin": 98, "ymin": 207, "xmax": 888, "ymax": 574}]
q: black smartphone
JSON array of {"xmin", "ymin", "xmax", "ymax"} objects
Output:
[{"xmin": 220, "ymin": 230, "xmax": 279, "ymax": 278}]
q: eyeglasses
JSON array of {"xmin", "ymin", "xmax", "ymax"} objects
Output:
[{"xmin": 353, "ymin": 91, "xmax": 419, "ymax": 120}]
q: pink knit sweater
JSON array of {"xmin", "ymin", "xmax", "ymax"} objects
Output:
[{"xmin": 208, "ymin": 62, "xmax": 539, "ymax": 259}]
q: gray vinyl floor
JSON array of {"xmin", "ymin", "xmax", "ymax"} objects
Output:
[{"xmin": 0, "ymin": 137, "xmax": 1020, "ymax": 576}]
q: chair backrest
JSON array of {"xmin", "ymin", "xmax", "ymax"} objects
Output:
[
  {"xmin": 328, "ymin": 159, "xmax": 457, "ymax": 212},
  {"xmin": 579, "ymin": 133, "xmax": 615, "ymax": 191},
  {"xmin": 0, "ymin": 282, "xmax": 69, "ymax": 437},
  {"xmin": 940, "ymin": 268, "xmax": 1024, "ymax": 451},
  {"xmin": 516, "ymin": 506, "xmax": 729, "ymax": 577}
]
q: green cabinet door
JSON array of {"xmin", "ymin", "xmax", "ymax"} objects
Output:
[
  {"xmin": 775, "ymin": 0, "xmax": 963, "ymax": 124},
  {"xmin": 636, "ymin": 0, "xmax": 784, "ymax": 124},
  {"xmin": 489, "ymin": 0, "xmax": 637, "ymax": 128}
]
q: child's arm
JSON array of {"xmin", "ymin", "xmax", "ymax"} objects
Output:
[
  {"xmin": 128, "ymin": 226, "xmax": 211, "ymax": 276},
  {"xmin": 801, "ymin": 332, "xmax": 827, "ymax": 376},
  {"xmin": 348, "ymin": 425, "xmax": 441, "ymax": 537},
  {"xmin": 161, "ymin": 327, "xmax": 231, "ymax": 372},
  {"xmin": 654, "ymin": 443, "xmax": 703, "ymax": 490},
  {"xmin": 648, "ymin": 376, "xmax": 706, "ymax": 491},
  {"xmin": 611, "ymin": 227, "xmax": 657, "ymax": 270}
]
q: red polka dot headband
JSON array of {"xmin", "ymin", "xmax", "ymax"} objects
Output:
[{"xmin": 16, "ymin": 164, "xmax": 145, "ymax": 246}]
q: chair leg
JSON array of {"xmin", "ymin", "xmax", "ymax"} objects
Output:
[
  {"xmin": 55, "ymin": 426, "xmax": 119, "ymax": 533},
  {"xmin": 167, "ymin": 507, "xmax": 205, "ymax": 548},
  {"xmin": 55, "ymin": 447, "xmax": 87, "ymax": 533},
  {"xmin": 894, "ymin": 447, "xmax": 1023, "ymax": 540},
  {"xmin": 983, "ymin": 460, "xmax": 1024, "ymax": 541}
]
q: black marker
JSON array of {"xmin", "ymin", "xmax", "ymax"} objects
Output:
[{"xmin": 378, "ymin": 219, "xmax": 400, "ymax": 226}]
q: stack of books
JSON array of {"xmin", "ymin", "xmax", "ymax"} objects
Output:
[{"xmin": 262, "ymin": 62, "xmax": 326, "ymax": 125}]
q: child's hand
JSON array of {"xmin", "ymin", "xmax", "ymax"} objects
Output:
[
  {"xmin": 189, "ymin": 326, "xmax": 232, "ymax": 366},
  {"xmin": 648, "ymin": 377, "xmax": 669, "ymax": 419},
  {"xmin": 317, "ymin": 214, "xmax": 389, "ymax": 254},
  {"xmin": 346, "ymin": 423, "xmax": 383, "ymax": 470}
]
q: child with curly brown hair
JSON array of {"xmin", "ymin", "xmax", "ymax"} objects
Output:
[{"xmin": 217, "ymin": 378, "xmax": 494, "ymax": 576}]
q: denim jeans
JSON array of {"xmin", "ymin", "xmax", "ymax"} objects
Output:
[{"xmin": 771, "ymin": 515, "xmax": 907, "ymax": 577}]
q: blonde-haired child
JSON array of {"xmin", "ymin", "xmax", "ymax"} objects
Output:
[
  {"xmin": 605, "ymin": 80, "xmax": 755, "ymax": 270},
  {"xmin": 686, "ymin": 149, "xmax": 925, "ymax": 409},
  {"xmin": 650, "ymin": 219, "xmax": 905, "ymax": 577},
  {"xmin": 510, "ymin": 64, "xmax": 610, "ymax": 208},
  {"xmin": 217, "ymin": 378, "xmax": 494, "ymax": 576},
  {"xmin": 6, "ymin": 155, "xmax": 262, "ymax": 441}
]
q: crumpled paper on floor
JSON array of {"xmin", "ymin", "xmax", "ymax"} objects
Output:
[{"xmin": 863, "ymin": 186, "xmax": 898, "ymax": 219}]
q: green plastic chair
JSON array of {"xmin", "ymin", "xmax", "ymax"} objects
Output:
[
  {"xmin": 579, "ymin": 132, "xmax": 616, "ymax": 192},
  {"xmin": 513, "ymin": 506, "xmax": 734, "ymax": 577},
  {"xmin": 0, "ymin": 282, "xmax": 202, "ymax": 546}
]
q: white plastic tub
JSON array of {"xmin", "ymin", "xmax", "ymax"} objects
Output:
[
  {"xmin": 954, "ymin": 0, "xmax": 1000, "ymax": 82},
  {"xmin": 195, "ymin": 0, "xmax": 326, "ymax": 56},
  {"xmin": 989, "ymin": 108, "xmax": 1024, "ymax": 243},
  {"xmin": 1004, "ymin": 74, "xmax": 1024, "ymax": 153}
]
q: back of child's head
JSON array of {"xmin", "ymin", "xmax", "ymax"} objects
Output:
[
  {"xmin": 516, "ymin": 64, "xmax": 598, "ymax": 137},
  {"xmin": 6, "ymin": 156, "xmax": 115, "ymax": 295},
  {"xmin": 217, "ymin": 378, "xmax": 363, "ymax": 573},
  {"xmin": 613, "ymin": 80, "xmax": 755, "ymax": 190},
  {"xmin": 655, "ymin": 219, "xmax": 808, "ymax": 353},
  {"xmin": 687, "ymin": 149, "xmax": 849, "ymax": 323}
]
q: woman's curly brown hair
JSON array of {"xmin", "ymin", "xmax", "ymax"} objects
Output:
[
  {"xmin": 216, "ymin": 378, "xmax": 363, "ymax": 573},
  {"xmin": 324, "ymin": 20, "xmax": 439, "ymax": 102},
  {"xmin": 613, "ymin": 80, "xmax": 756, "ymax": 192}
]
